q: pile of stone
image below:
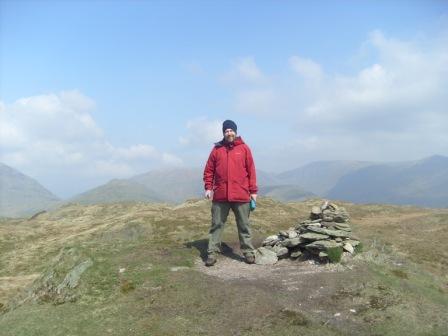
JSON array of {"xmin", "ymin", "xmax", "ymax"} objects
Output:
[{"xmin": 256, "ymin": 201, "xmax": 361, "ymax": 264}]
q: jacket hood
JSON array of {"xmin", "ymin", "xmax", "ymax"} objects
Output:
[{"xmin": 214, "ymin": 136, "xmax": 245, "ymax": 148}]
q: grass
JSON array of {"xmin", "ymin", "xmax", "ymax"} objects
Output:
[{"xmin": 0, "ymin": 198, "xmax": 447, "ymax": 335}]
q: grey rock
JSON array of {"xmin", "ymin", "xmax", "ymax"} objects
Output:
[
  {"xmin": 300, "ymin": 232, "xmax": 330, "ymax": 241},
  {"xmin": 287, "ymin": 230, "xmax": 298, "ymax": 239},
  {"xmin": 333, "ymin": 210, "xmax": 350, "ymax": 223},
  {"xmin": 311, "ymin": 206, "xmax": 322, "ymax": 215},
  {"xmin": 335, "ymin": 224, "xmax": 352, "ymax": 232},
  {"xmin": 278, "ymin": 230, "xmax": 289, "ymax": 238},
  {"xmin": 305, "ymin": 240, "xmax": 341, "ymax": 251},
  {"xmin": 56, "ymin": 259, "xmax": 93, "ymax": 292},
  {"xmin": 307, "ymin": 226, "xmax": 351, "ymax": 238},
  {"xmin": 290, "ymin": 249, "xmax": 302, "ymax": 258},
  {"xmin": 305, "ymin": 223, "xmax": 322, "ymax": 228},
  {"xmin": 343, "ymin": 243, "xmax": 354, "ymax": 254},
  {"xmin": 260, "ymin": 202, "xmax": 358, "ymax": 264},
  {"xmin": 262, "ymin": 235, "xmax": 280, "ymax": 246},
  {"xmin": 273, "ymin": 245, "xmax": 289, "ymax": 258},
  {"xmin": 255, "ymin": 247, "xmax": 278, "ymax": 265},
  {"xmin": 345, "ymin": 239, "xmax": 360, "ymax": 247},
  {"xmin": 281, "ymin": 237, "xmax": 304, "ymax": 247}
]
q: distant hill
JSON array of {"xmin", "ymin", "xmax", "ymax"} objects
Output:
[
  {"xmin": 258, "ymin": 184, "xmax": 315, "ymax": 202},
  {"xmin": 69, "ymin": 179, "xmax": 163, "ymax": 205},
  {"xmin": 0, "ymin": 162, "xmax": 61, "ymax": 217},
  {"xmin": 256, "ymin": 169, "xmax": 283, "ymax": 186},
  {"xmin": 131, "ymin": 167, "xmax": 204, "ymax": 203},
  {"xmin": 70, "ymin": 168, "xmax": 313, "ymax": 205},
  {"xmin": 65, "ymin": 155, "xmax": 448, "ymax": 208},
  {"xmin": 277, "ymin": 160, "xmax": 372, "ymax": 195},
  {"xmin": 327, "ymin": 155, "xmax": 448, "ymax": 208}
]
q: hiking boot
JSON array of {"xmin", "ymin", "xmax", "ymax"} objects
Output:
[
  {"xmin": 205, "ymin": 255, "xmax": 217, "ymax": 267},
  {"xmin": 245, "ymin": 254, "xmax": 255, "ymax": 264}
]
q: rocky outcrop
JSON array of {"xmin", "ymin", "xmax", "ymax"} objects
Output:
[
  {"xmin": 256, "ymin": 201, "xmax": 361, "ymax": 264},
  {"xmin": 7, "ymin": 247, "xmax": 93, "ymax": 311}
]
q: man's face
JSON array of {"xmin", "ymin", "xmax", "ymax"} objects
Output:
[{"xmin": 224, "ymin": 129, "xmax": 236, "ymax": 142}]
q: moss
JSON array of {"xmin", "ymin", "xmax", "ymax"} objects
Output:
[
  {"xmin": 391, "ymin": 269, "xmax": 409, "ymax": 279},
  {"xmin": 277, "ymin": 309, "xmax": 310, "ymax": 326},
  {"xmin": 119, "ymin": 279, "xmax": 135, "ymax": 293},
  {"xmin": 326, "ymin": 246, "xmax": 343, "ymax": 263}
]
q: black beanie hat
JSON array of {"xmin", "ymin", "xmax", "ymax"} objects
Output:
[{"xmin": 222, "ymin": 120, "xmax": 237, "ymax": 133}]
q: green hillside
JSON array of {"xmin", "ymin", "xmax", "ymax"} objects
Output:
[
  {"xmin": 0, "ymin": 198, "xmax": 446, "ymax": 335},
  {"xmin": 131, "ymin": 168, "xmax": 204, "ymax": 203},
  {"xmin": 69, "ymin": 179, "xmax": 163, "ymax": 205},
  {"xmin": 259, "ymin": 184, "xmax": 314, "ymax": 202},
  {"xmin": 0, "ymin": 163, "xmax": 61, "ymax": 218}
]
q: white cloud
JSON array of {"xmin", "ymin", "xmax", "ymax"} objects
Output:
[
  {"xmin": 0, "ymin": 91, "xmax": 183, "ymax": 197},
  {"xmin": 162, "ymin": 153, "xmax": 184, "ymax": 166},
  {"xmin": 222, "ymin": 57, "xmax": 267, "ymax": 84},
  {"xmin": 235, "ymin": 89, "xmax": 277, "ymax": 115},
  {"xmin": 289, "ymin": 56, "xmax": 323, "ymax": 83},
  {"xmin": 179, "ymin": 117, "xmax": 222, "ymax": 146},
  {"xmin": 227, "ymin": 29, "xmax": 448, "ymax": 169},
  {"xmin": 111, "ymin": 144, "xmax": 159, "ymax": 160}
]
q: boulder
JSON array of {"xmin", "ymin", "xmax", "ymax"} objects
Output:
[
  {"xmin": 272, "ymin": 245, "xmax": 289, "ymax": 258},
  {"xmin": 305, "ymin": 240, "xmax": 341, "ymax": 251},
  {"xmin": 260, "ymin": 201, "xmax": 359, "ymax": 264},
  {"xmin": 290, "ymin": 249, "xmax": 303, "ymax": 258},
  {"xmin": 300, "ymin": 232, "xmax": 330, "ymax": 241},
  {"xmin": 255, "ymin": 247, "xmax": 278, "ymax": 265},
  {"xmin": 345, "ymin": 239, "xmax": 360, "ymax": 247},
  {"xmin": 343, "ymin": 242, "xmax": 354, "ymax": 254},
  {"xmin": 278, "ymin": 230, "xmax": 289, "ymax": 238},
  {"xmin": 311, "ymin": 206, "xmax": 322, "ymax": 216},
  {"xmin": 280, "ymin": 237, "xmax": 304, "ymax": 247},
  {"xmin": 287, "ymin": 230, "xmax": 298, "ymax": 239},
  {"xmin": 262, "ymin": 235, "xmax": 281, "ymax": 246},
  {"xmin": 307, "ymin": 226, "xmax": 351, "ymax": 238}
]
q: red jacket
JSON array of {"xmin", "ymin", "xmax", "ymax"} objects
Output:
[{"xmin": 203, "ymin": 137, "xmax": 257, "ymax": 202}]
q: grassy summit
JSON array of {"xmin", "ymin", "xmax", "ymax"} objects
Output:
[{"xmin": 0, "ymin": 198, "xmax": 447, "ymax": 335}]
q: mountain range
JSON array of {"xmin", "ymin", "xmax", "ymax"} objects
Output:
[
  {"xmin": 0, "ymin": 163, "xmax": 61, "ymax": 217},
  {"xmin": 1, "ymin": 155, "xmax": 447, "ymax": 217}
]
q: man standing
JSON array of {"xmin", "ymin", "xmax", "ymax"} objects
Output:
[{"xmin": 203, "ymin": 120, "xmax": 257, "ymax": 266}]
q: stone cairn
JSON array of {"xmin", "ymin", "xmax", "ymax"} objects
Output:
[{"xmin": 256, "ymin": 201, "xmax": 362, "ymax": 264}]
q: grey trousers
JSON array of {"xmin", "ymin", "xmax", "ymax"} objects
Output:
[{"xmin": 207, "ymin": 201, "xmax": 255, "ymax": 256}]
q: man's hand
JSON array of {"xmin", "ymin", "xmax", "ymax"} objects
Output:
[
  {"xmin": 250, "ymin": 194, "xmax": 257, "ymax": 201},
  {"xmin": 205, "ymin": 190, "xmax": 212, "ymax": 199}
]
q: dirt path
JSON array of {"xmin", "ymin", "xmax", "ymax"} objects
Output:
[{"xmin": 193, "ymin": 240, "xmax": 371, "ymax": 331}]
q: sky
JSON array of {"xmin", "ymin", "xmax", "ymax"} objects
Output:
[{"xmin": 1, "ymin": 0, "xmax": 448, "ymax": 198}]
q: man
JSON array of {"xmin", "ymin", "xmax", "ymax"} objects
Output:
[{"xmin": 203, "ymin": 119, "xmax": 257, "ymax": 266}]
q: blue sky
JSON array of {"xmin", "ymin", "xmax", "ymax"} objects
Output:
[{"xmin": 1, "ymin": 1, "xmax": 448, "ymax": 197}]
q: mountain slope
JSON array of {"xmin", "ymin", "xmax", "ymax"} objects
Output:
[
  {"xmin": 131, "ymin": 167, "xmax": 204, "ymax": 203},
  {"xmin": 69, "ymin": 179, "xmax": 163, "ymax": 204},
  {"xmin": 258, "ymin": 184, "xmax": 314, "ymax": 202},
  {"xmin": 277, "ymin": 160, "xmax": 372, "ymax": 195},
  {"xmin": 0, "ymin": 163, "xmax": 61, "ymax": 217},
  {"xmin": 0, "ymin": 199, "xmax": 447, "ymax": 335},
  {"xmin": 327, "ymin": 155, "xmax": 448, "ymax": 207}
]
